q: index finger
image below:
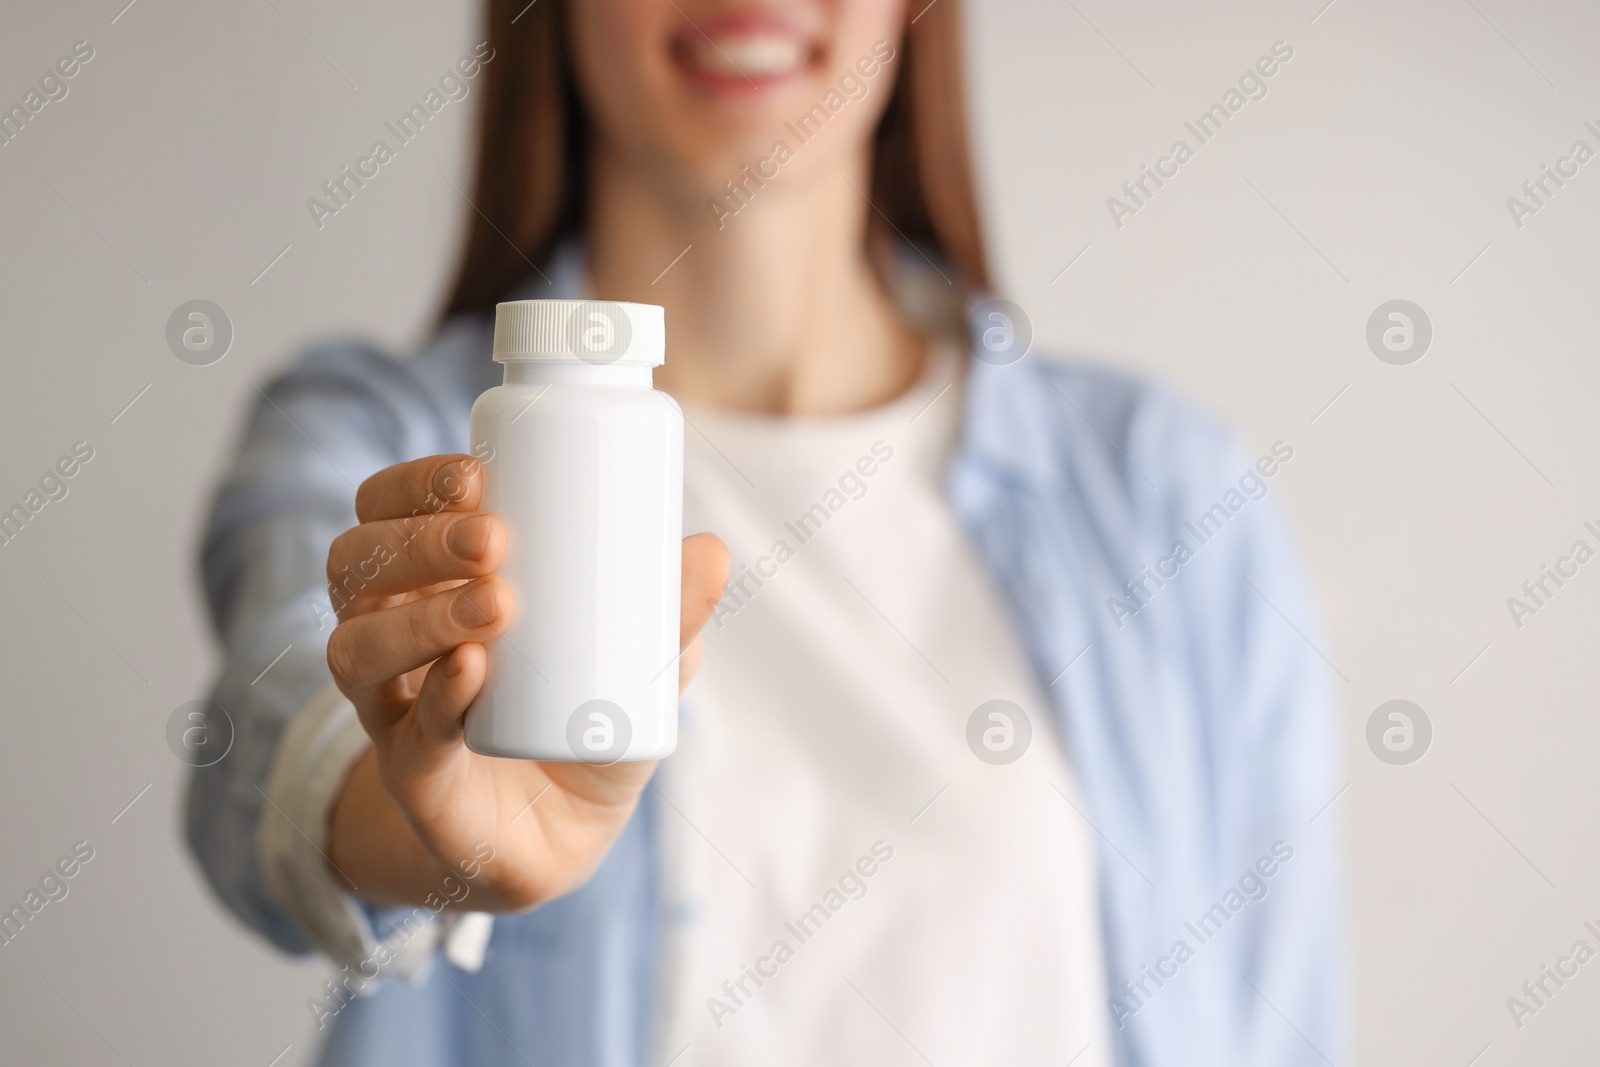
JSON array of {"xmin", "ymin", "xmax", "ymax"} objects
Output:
[{"xmin": 354, "ymin": 454, "xmax": 484, "ymax": 524}]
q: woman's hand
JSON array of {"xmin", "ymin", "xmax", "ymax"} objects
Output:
[{"xmin": 323, "ymin": 454, "xmax": 727, "ymax": 911}]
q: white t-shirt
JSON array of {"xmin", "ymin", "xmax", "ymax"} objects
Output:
[{"xmin": 653, "ymin": 341, "xmax": 1111, "ymax": 1067}]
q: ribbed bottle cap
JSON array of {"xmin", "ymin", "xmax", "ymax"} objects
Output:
[{"xmin": 493, "ymin": 299, "xmax": 665, "ymax": 366}]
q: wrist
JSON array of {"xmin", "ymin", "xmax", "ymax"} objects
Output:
[{"xmin": 328, "ymin": 747, "xmax": 459, "ymax": 906}]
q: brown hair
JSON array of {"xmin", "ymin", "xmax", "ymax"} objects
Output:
[{"xmin": 441, "ymin": 0, "xmax": 990, "ymax": 320}]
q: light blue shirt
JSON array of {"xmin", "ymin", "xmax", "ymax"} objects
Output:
[{"xmin": 188, "ymin": 259, "xmax": 1344, "ymax": 1066}]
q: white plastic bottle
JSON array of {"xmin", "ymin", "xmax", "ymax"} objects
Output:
[{"xmin": 464, "ymin": 299, "xmax": 683, "ymax": 762}]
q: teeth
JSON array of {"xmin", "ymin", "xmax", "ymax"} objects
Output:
[{"xmin": 690, "ymin": 35, "xmax": 805, "ymax": 77}]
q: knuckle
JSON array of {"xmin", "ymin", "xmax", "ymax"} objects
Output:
[
  {"xmin": 379, "ymin": 514, "xmax": 418, "ymax": 568},
  {"xmin": 409, "ymin": 596, "xmax": 446, "ymax": 651},
  {"xmin": 423, "ymin": 516, "xmax": 458, "ymax": 569},
  {"xmin": 405, "ymin": 508, "xmax": 443, "ymax": 548},
  {"xmin": 362, "ymin": 520, "xmax": 403, "ymax": 571}
]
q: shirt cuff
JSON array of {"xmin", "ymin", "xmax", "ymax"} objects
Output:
[{"xmin": 257, "ymin": 682, "xmax": 494, "ymax": 985}]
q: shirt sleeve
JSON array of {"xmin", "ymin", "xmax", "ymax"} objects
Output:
[
  {"xmin": 183, "ymin": 337, "xmax": 491, "ymax": 977},
  {"xmin": 259, "ymin": 682, "xmax": 493, "ymax": 981},
  {"xmin": 1147, "ymin": 399, "xmax": 1347, "ymax": 1066}
]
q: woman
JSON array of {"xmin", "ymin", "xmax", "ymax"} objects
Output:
[{"xmin": 188, "ymin": 1, "xmax": 1343, "ymax": 1064}]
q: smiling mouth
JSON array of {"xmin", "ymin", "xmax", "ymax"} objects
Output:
[{"xmin": 673, "ymin": 18, "xmax": 822, "ymax": 91}]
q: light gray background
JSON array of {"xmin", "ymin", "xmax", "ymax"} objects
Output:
[{"xmin": 2, "ymin": 1, "xmax": 1596, "ymax": 1064}]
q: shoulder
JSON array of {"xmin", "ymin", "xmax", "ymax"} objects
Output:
[
  {"xmin": 958, "ymin": 350, "xmax": 1311, "ymax": 641},
  {"xmin": 964, "ymin": 351, "xmax": 1285, "ymax": 518}
]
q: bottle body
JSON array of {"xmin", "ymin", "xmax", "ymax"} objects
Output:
[{"xmin": 465, "ymin": 361, "xmax": 683, "ymax": 761}]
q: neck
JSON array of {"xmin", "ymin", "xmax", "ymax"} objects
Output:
[{"xmin": 582, "ymin": 140, "xmax": 923, "ymax": 416}]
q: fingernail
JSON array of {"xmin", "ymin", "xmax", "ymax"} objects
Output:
[
  {"xmin": 434, "ymin": 459, "xmax": 477, "ymax": 504},
  {"xmin": 452, "ymin": 581, "xmax": 500, "ymax": 628},
  {"xmin": 447, "ymin": 514, "xmax": 492, "ymax": 560}
]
